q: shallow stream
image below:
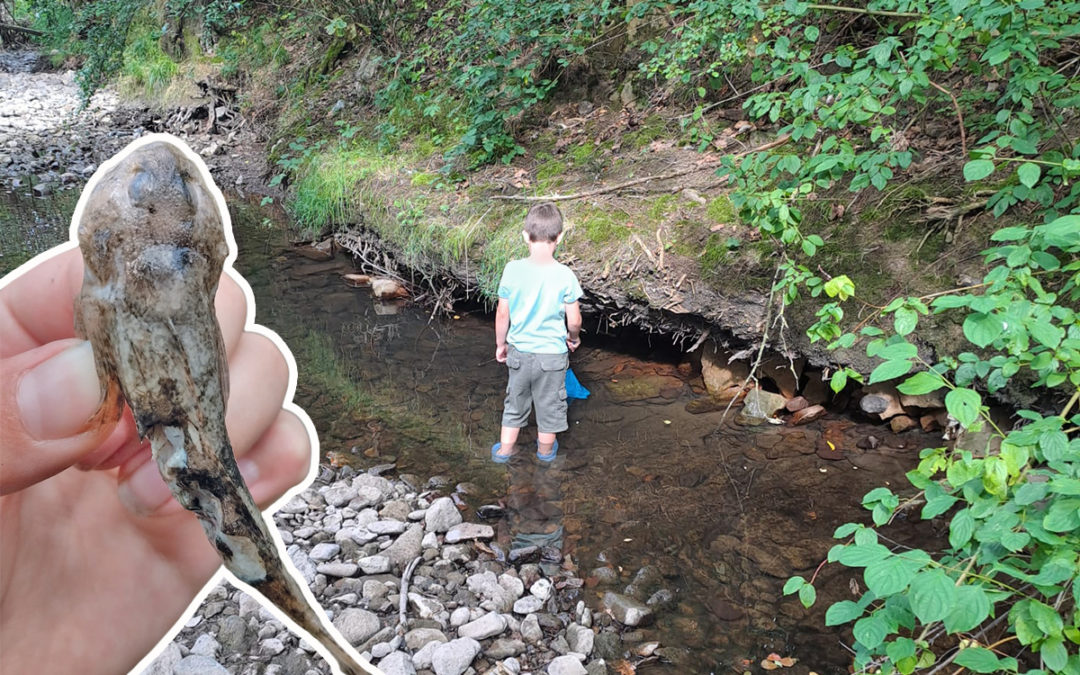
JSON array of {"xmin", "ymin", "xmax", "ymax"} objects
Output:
[
  {"xmin": 227, "ymin": 202, "xmax": 938, "ymax": 674},
  {"xmin": 1, "ymin": 185, "xmax": 937, "ymax": 675}
]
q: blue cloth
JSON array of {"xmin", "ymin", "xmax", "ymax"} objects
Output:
[
  {"xmin": 565, "ymin": 367, "xmax": 590, "ymax": 399},
  {"xmin": 498, "ymin": 258, "xmax": 583, "ymax": 354}
]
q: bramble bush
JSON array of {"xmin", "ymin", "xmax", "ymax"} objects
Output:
[{"xmin": 672, "ymin": 1, "xmax": 1080, "ymax": 672}]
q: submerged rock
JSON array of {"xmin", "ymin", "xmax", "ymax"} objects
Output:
[
  {"xmin": 741, "ymin": 389, "xmax": 788, "ymax": 420},
  {"xmin": 601, "ymin": 592, "xmax": 654, "ymax": 627}
]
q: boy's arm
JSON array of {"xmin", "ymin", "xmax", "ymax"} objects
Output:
[
  {"xmin": 495, "ymin": 298, "xmax": 510, "ymax": 362},
  {"xmin": 565, "ymin": 301, "xmax": 582, "ymax": 352}
]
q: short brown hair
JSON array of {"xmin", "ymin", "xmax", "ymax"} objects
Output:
[{"xmin": 524, "ymin": 202, "xmax": 563, "ymax": 242}]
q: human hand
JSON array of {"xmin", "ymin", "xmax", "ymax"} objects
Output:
[
  {"xmin": 495, "ymin": 343, "xmax": 508, "ymax": 363},
  {"xmin": 0, "ymin": 247, "xmax": 313, "ymax": 674},
  {"xmin": 567, "ymin": 337, "xmax": 581, "ymax": 352}
]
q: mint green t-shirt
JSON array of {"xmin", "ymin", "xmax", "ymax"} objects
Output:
[{"xmin": 498, "ymin": 258, "xmax": 583, "ymax": 354}]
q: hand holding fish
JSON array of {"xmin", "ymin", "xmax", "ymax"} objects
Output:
[{"xmin": 0, "ymin": 247, "xmax": 312, "ymax": 673}]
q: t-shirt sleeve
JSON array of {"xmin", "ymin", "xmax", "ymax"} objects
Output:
[
  {"xmin": 497, "ymin": 263, "xmax": 513, "ymax": 299},
  {"xmin": 562, "ymin": 269, "xmax": 583, "ymax": 304}
]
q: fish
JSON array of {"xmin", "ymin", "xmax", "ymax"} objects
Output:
[{"xmin": 72, "ymin": 136, "xmax": 376, "ymax": 675}]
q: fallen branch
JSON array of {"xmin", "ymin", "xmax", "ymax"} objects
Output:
[
  {"xmin": 493, "ymin": 135, "xmax": 791, "ymax": 203},
  {"xmin": 397, "ymin": 555, "xmax": 422, "ymax": 633},
  {"xmin": 0, "ymin": 23, "xmax": 44, "ymax": 36}
]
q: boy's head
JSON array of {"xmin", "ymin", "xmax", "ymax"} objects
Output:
[{"xmin": 524, "ymin": 202, "xmax": 563, "ymax": 243}]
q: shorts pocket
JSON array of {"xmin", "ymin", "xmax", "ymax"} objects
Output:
[
  {"xmin": 507, "ymin": 355, "xmax": 522, "ymax": 369},
  {"xmin": 538, "ymin": 353, "xmax": 569, "ymax": 371}
]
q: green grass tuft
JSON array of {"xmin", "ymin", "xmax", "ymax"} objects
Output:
[
  {"xmin": 578, "ymin": 207, "xmax": 631, "ymax": 244},
  {"xmin": 121, "ymin": 25, "xmax": 178, "ymax": 94},
  {"xmin": 706, "ymin": 195, "xmax": 737, "ymax": 224}
]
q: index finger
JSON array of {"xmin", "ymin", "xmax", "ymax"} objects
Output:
[{"xmin": 0, "ymin": 246, "xmax": 83, "ymax": 357}]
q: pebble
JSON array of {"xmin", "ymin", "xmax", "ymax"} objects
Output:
[{"xmin": 445, "ymin": 522, "xmax": 494, "ymax": 543}]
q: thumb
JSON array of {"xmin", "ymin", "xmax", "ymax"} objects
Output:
[{"xmin": 0, "ymin": 339, "xmax": 119, "ymax": 494}]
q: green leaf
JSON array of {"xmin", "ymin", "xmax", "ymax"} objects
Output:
[
  {"xmin": 921, "ymin": 488, "xmax": 958, "ymax": 519},
  {"xmin": 1014, "ymin": 481, "xmax": 1049, "ymax": 505},
  {"xmin": 990, "ymin": 226, "xmax": 1030, "ymax": 242},
  {"xmin": 943, "ymin": 584, "xmax": 991, "ymax": 633},
  {"xmin": 894, "ymin": 307, "xmax": 918, "ymax": 335},
  {"xmin": 963, "ymin": 312, "xmax": 1004, "ymax": 348},
  {"xmin": 834, "ymin": 522, "xmax": 859, "ymax": 538},
  {"xmin": 885, "ymin": 637, "xmax": 917, "ymax": 665},
  {"xmin": 869, "ymin": 359, "xmax": 913, "ymax": 384},
  {"xmin": 825, "ymin": 600, "xmax": 863, "ymax": 626},
  {"xmin": 830, "ymin": 368, "xmax": 848, "ymax": 393},
  {"xmin": 799, "ymin": 583, "xmax": 816, "ymax": 608},
  {"xmin": 897, "ymin": 371, "xmax": 946, "ymax": 395},
  {"xmin": 909, "ymin": 570, "xmax": 958, "ymax": 623},
  {"xmin": 946, "ymin": 388, "xmax": 982, "ymax": 428},
  {"xmin": 1029, "ymin": 600, "xmax": 1064, "ymax": 636},
  {"xmin": 963, "ymin": 159, "xmax": 996, "ymax": 181},
  {"xmin": 1000, "ymin": 531, "xmax": 1030, "ymax": 552},
  {"xmin": 853, "ymin": 614, "xmax": 889, "ymax": 649},
  {"xmin": 1043, "ymin": 498, "xmax": 1080, "ymax": 532},
  {"xmin": 1017, "ymin": 162, "xmax": 1041, "ymax": 188},
  {"xmin": 864, "ymin": 555, "xmax": 923, "ymax": 596},
  {"xmin": 950, "ymin": 507, "xmax": 975, "ymax": 548},
  {"xmin": 836, "ymin": 542, "xmax": 891, "ymax": 567},
  {"xmin": 954, "ymin": 647, "xmax": 1005, "ymax": 673},
  {"xmin": 878, "ymin": 342, "xmax": 918, "ymax": 360},
  {"xmin": 1040, "ymin": 637, "xmax": 1068, "ymax": 672},
  {"xmin": 1040, "ymin": 430, "xmax": 1068, "ymax": 460},
  {"xmin": 783, "ymin": 576, "xmax": 805, "ymax": 594}
]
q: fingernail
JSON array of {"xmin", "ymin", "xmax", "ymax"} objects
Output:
[
  {"xmin": 16, "ymin": 342, "xmax": 102, "ymax": 440},
  {"xmin": 118, "ymin": 458, "xmax": 174, "ymax": 516}
]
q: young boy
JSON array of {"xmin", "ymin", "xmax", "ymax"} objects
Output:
[{"xmin": 493, "ymin": 202, "xmax": 583, "ymax": 463}]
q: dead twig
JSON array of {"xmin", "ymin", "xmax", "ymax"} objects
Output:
[
  {"xmin": 493, "ymin": 135, "xmax": 792, "ymax": 202},
  {"xmin": 397, "ymin": 556, "xmax": 422, "ymax": 633},
  {"xmin": 928, "ymin": 79, "xmax": 968, "ymax": 157}
]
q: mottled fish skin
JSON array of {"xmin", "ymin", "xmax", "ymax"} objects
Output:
[{"xmin": 73, "ymin": 140, "xmax": 375, "ymax": 675}]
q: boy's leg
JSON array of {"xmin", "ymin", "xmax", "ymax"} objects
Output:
[
  {"xmin": 537, "ymin": 431, "xmax": 557, "ymax": 458},
  {"xmin": 500, "ymin": 426, "xmax": 522, "ymax": 455},
  {"xmin": 534, "ymin": 353, "xmax": 569, "ymax": 459},
  {"xmin": 498, "ymin": 346, "xmax": 531, "ymax": 458}
]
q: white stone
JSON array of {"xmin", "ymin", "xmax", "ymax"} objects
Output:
[
  {"xmin": 424, "ymin": 497, "xmax": 463, "ymax": 533},
  {"xmin": 309, "ymin": 542, "xmax": 341, "ymax": 562},
  {"xmin": 358, "ymin": 555, "xmax": 391, "ymax": 574},
  {"xmin": 513, "ymin": 595, "xmax": 544, "ymax": 614},
  {"xmin": 458, "ymin": 612, "xmax": 507, "ymax": 640},
  {"xmin": 529, "ymin": 578, "xmax": 552, "ymax": 601},
  {"xmin": 444, "ymin": 522, "xmax": 494, "ymax": 543},
  {"xmin": 368, "ymin": 520, "xmax": 407, "ymax": 535},
  {"xmin": 547, "ymin": 655, "xmax": 588, "ymax": 675},
  {"xmin": 431, "ymin": 637, "xmax": 481, "ymax": 675}
]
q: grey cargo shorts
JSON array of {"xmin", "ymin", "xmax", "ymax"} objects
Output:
[{"xmin": 502, "ymin": 345, "xmax": 569, "ymax": 433}]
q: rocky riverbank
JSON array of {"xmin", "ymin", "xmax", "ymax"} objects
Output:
[
  {"xmin": 141, "ymin": 467, "xmax": 665, "ymax": 675},
  {"xmin": 0, "ymin": 50, "xmax": 269, "ymax": 197}
]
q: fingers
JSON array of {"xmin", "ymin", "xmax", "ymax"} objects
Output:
[
  {"xmin": 0, "ymin": 339, "xmax": 121, "ymax": 494},
  {"xmin": 116, "ymin": 331, "xmax": 302, "ymax": 516},
  {"xmin": 0, "ymin": 247, "xmax": 249, "ymax": 357},
  {"xmin": 244, "ymin": 410, "xmax": 314, "ymax": 509},
  {"xmin": 0, "ymin": 248, "xmax": 84, "ymax": 358}
]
